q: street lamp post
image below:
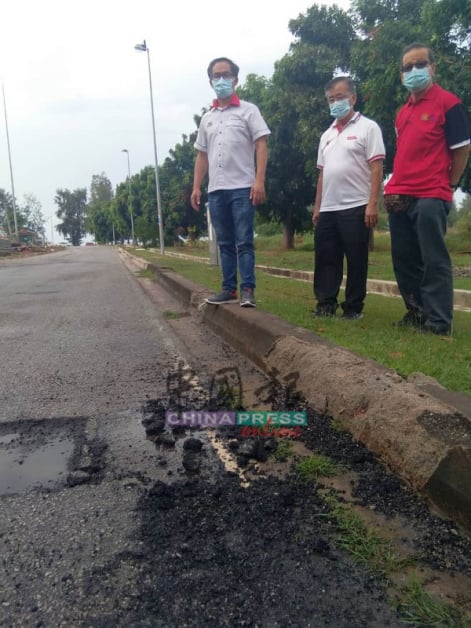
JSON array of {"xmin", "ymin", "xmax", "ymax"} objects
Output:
[
  {"xmin": 2, "ymin": 82, "xmax": 19, "ymax": 243},
  {"xmin": 121, "ymin": 149, "xmax": 135, "ymax": 245},
  {"xmin": 134, "ymin": 40, "xmax": 164, "ymax": 255}
]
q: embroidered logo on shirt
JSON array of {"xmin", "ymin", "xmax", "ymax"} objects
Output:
[
  {"xmin": 420, "ymin": 114, "xmax": 429, "ymax": 121},
  {"xmin": 346, "ymin": 136, "xmax": 358, "ymax": 140}
]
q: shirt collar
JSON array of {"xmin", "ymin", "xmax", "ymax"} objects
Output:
[
  {"xmin": 332, "ymin": 110, "xmax": 361, "ymax": 130},
  {"xmin": 406, "ymin": 82, "xmax": 436, "ymax": 105},
  {"xmin": 211, "ymin": 93, "xmax": 241, "ymax": 109}
]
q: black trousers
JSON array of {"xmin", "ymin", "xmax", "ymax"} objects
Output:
[
  {"xmin": 388, "ymin": 197, "xmax": 452, "ymax": 329},
  {"xmin": 314, "ymin": 206, "xmax": 369, "ymax": 314}
]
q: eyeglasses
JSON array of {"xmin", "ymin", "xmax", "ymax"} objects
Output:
[
  {"xmin": 327, "ymin": 94, "xmax": 351, "ymax": 103},
  {"xmin": 401, "ymin": 60, "xmax": 429, "ymax": 73},
  {"xmin": 211, "ymin": 72, "xmax": 234, "ymax": 80}
]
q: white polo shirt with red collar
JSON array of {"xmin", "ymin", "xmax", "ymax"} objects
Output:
[
  {"xmin": 317, "ymin": 111, "xmax": 385, "ymax": 212},
  {"xmin": 195, "ymin": 94, "xmax": 270, "ymax": 193}
]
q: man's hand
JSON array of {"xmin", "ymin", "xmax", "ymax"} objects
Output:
[
  {"xmin": 312, "ymin": 207, "xmax": 320, "ymax": 227},
  {"xmin": 364, "ymin": 204, "xmax": 378, "ymax": 228},
  {"xmin": 190, "ymin": 189, "xmax": 201, "ymax": 211},
  {"xmin": 250, "ymin": 181, "xmax": 266, "ymax": 206}
]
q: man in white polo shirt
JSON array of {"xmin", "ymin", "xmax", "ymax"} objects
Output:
[
  {"xmin": 312, "ymin": 76, "xmax": 385, "ymax": 319},
  {"xmin": 191, "ymin": 57, "xmax": 270, "ymax": 308}
]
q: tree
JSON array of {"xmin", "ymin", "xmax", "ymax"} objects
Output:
[
  {"xmin": 87, "ymin": 174, "xmax": 114, "ymax": 244},
  {"xmin": 350, "ymin": 0, "xmax": 471, "ymax": 189},
  {"xmin": 0, "ymin": 189, "xmax": 15, "ymax": 237},
  {"xmin": 239, "ymin": 4, "xmax": 357, "ymax": 248},
  {"xmin": 21, "ymin": 194, "xmax": 46, "ymax": 242},
  {"xmin": 159, "ymin": 131, "xmax": 207, "ymax": 244},
  {"xmin": 55, "ymin": 188, "xmax": 87, "ymax": 246}
]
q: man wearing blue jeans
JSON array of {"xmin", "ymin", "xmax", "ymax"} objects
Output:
[{"xmin": 191, "ymin": 57, "xmax": 270, "ymax": 307}]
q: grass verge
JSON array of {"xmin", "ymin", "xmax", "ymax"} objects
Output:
[{"xmin": 130, "ymin": 247, "xmax": 471, "ymax": 394}]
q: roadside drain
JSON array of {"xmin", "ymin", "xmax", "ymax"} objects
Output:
[{"xmin": 0, "ymin": 418, "xmax": 105, "ymax": 495}]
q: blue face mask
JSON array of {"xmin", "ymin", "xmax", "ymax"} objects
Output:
[
  {"xmin": 402, "ymin": 67, "xmax": 431, "ymax": 92},
  {"xmin": 329, "ymin": 98, "xmax": 351, "ymax": 119},
  {"xmin": 212, "ymin": 77, "xmax": 234, "ymax": 100}
]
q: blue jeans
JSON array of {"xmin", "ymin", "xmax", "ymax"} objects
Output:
[{"xmin": 208, "ymin": 188, "xmax": 255, "ymax": 292}]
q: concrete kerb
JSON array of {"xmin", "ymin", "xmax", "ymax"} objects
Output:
[
  {"xmin": 119, "ymin": 248, "xmax": 471, "ymax": 530},
  {"xmin": 146, "ymin": 252, "xmax": 471, "ymax": 310},
  {"xmin": 256, "ymin": 265, "xmax": 471, "ymax": 310}
]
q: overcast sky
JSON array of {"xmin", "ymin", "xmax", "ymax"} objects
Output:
[{"xmin": 0, "ymin": 0, "xmax": 350, "ymax": 240}]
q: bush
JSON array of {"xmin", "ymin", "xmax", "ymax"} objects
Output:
[
  {"xmin": 447, "ymin": 212, "xmax": 471, "ymax": 253},
  {"xmin": 255, "ymin": 220, "xmax": 282, "ymax": 237}
]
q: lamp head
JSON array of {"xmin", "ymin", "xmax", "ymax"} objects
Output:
[{"xmin": 134, "ymin": 41, "xmax": 147, "ymax": 52}]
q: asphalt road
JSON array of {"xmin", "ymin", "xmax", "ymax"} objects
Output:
[
  {"xmin": 0, "ymin": 246, "xmax": 171, "ymax": 422},
  {"xmin": 0, "ymin": 247, "xmax": 410, "ymax": 626}
]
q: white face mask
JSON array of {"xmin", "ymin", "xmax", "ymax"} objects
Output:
[
  {"xmin": 329, "ymin": 98, "xmax": 351, "ymax": 119},
  {"xmin": 402, "ymin": 67, "xmax": 431, "ymax": 91},
  {"xmin": 211, "ymin": 77, "xmax": 234, "ymax": 99}
]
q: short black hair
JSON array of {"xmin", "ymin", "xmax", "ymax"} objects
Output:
[
  {"xmin": 401, "ymin": 43, "xmax": 435, "ymax": 64},
  {"xmin": 324, "ymin": 76, "xmax": 356, "ymax": 94},
  {"xmin": 207, "ymin": 57, "xmax": 240, "ymax": 79}
]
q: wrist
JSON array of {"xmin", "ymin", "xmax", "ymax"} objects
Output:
[{"xmin": 450, "ymin": 183, "xmax": 459, "ymax": 190}]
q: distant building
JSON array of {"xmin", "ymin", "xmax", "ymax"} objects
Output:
[{"xmin": 18, "ymin": 228, "xmax": 43, "ymax": 246}]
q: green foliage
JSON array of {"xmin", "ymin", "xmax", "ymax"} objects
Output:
[
  {"xmin": 452, "ymin": 211, "xmax": 471, "ymax": 246},
  {"xmin": 87, "ymin": 173, "xmax": 114, "ymax": 244},
  {"xmin": 163, "ymin": 310, "xmax": 185, "ymax": 320},
  {"xmin": 350, "ymin": 0, "xmax": 471, "ymax": 190},
  {"xmin": 133, "ymin": 245, "xmax": 471, "ymax": 393},
  {"xmin": 54, "ymin": 188, "xmax": 87, "ymax": 246},
  {"xmin": 325, "ymin": 495, "xmax": 410, "ymax": 575},
  {"xmin": 0, "ymin": 189, "xmax": 23, "ymax": 238},
  {"xmin": 20, "ymin": 194, "xmax": 45, "ymax": 240},
  {"xmin": 254, "ymin": 218, "xmax": 282, "ymax": 237},
  {"xmin": 271, "ymin": 439, "xmax": 294, "ymax": 462},
  {"xmin": 106, "ymin": 0, "xmax": 471, "ymax": 252},
  {"xmin": 296, "ymin": 454, "xmax": 340, "ymax": 481},
  {"xmin": 397, "ymin": 575, "xmax": 465, "ymax": 627},
  {"xmin": 235, "ymin": 5, "xmax": 358, "ymax": 249},
  {"xmin": 159, "ymin": 132, "xmax": 207, "ymax": 244}
]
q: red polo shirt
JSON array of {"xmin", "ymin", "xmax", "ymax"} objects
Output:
[{"xmin": 385, "ymin": 83, "xmax": 470, "ymax": 201}]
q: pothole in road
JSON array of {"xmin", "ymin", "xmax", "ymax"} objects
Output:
[
  {"xmin": 0, "ymin": 418, "xmax": 106, "ymax": 495},
  {"xmin": 0, "ymin": 431, "xmax": 74, "ymax": 494}
]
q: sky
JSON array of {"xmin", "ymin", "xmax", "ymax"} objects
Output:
[{"xmin": 0, "ymin": 0, "xmax": 351, "ymax": 241}]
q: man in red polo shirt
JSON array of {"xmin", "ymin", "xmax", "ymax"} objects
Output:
[{"xmin": 384, "ymin": 43, "xmax": 470, "ymax": 335}]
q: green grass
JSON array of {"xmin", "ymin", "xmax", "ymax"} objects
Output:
[
  {"xmin": 324, "ymin": 496, "xmax": 409, "ymax": 576},
  {"xmin": 138, "ymin": 267, "xmax": 158, "ymax": 279},
  {"xmin": 172, "ymin": 231, "xmax": 471, "ymax": 290},
  {"xmin": 323, "ymin": 496, "xmax": 468, "ymax": 624},
  {"xmin": 163, "ymin": 310, "xmax": 184, "ymax": 320},
  {"xmin": 130, "ymin": 242, "xmax": 471, "ymax": 394},
  {"xmin": 296, "ymin": 454, "xmax": 341, "ymax": 481},
  {"xmin": 397, "ymin": 576, "xmax": 467, "ymax": 627},
  {"xmin": 271, "ymin": 440, "xmax": 294, "ymax": 462}
]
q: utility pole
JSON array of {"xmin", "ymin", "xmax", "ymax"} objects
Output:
[{"xmin": 2, "ymin": 82, "xmax": 19, "ymax": 242}]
